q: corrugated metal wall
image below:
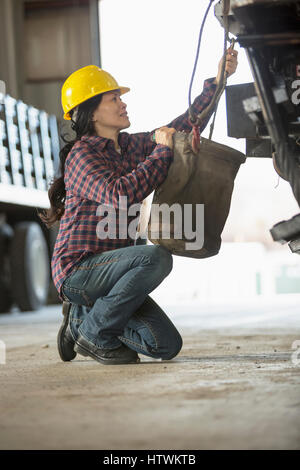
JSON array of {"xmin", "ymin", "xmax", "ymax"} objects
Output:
[{"xmin": 0, "ymin": 0, "xmax": 100, "ymax": 120}]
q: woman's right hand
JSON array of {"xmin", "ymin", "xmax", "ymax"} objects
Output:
[{"xmin": 154, "ymin": 126, "xmax": 176, "ymax": 150}]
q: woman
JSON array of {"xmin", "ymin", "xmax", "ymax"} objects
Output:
[{"xmin": 42, "ymin": 50, "xmax": 238, "ymax": 366}]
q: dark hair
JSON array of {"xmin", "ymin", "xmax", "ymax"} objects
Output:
[{"xmin": 39, "ymin": 93, "xmax": 103, "ymax": 227}]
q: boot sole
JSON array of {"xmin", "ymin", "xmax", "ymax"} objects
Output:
[
  {"xmin": 74, "ymin": 342, "xmax": 140, "ymax": 365},
  {"xmin": 57, "ymin": 303, "xmax": 77, "ymax": 362}
]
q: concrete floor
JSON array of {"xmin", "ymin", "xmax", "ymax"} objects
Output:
[{"xmin": 0, "ymin": 295, "xmax": 300, "ymax": 450}]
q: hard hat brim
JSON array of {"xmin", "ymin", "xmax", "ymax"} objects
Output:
[{"xmin": 63, "ymin": 86, "xmax": 130, "ymax": 120}]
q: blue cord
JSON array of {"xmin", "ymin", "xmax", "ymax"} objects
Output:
[{"xmin": 188, "ymin": 0, "xmax": 215, "ymax": 117}]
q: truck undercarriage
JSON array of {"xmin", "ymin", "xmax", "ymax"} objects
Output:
[{"xmin": 215, "ymin": 0, "xmax": 300, "ymax": 253}]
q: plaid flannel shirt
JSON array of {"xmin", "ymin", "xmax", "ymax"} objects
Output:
[{"xmin": 52, "ymin": 78, "xmax": 217, "ymax": 297}]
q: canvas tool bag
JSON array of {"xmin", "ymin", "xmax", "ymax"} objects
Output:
[
  {"xmin": 147, "ymin": 131, "xmax": 246, "ymax": 258},
  {"xmin": 146, "ymin": 0, "xmax": 246, "ymax": 258}
]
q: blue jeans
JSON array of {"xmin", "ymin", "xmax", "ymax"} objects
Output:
[{"xmin": 61, "ymin": 244, "xmax": 182, "ymax": 360}]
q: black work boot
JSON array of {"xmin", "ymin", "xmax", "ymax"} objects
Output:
[
  {"xmin": 57, "ymin": 302, "xmax": 77, "ymax": 361},
  {"xmin": 74, "ymin": 334, "xmax": 140, "ymax": 365}
]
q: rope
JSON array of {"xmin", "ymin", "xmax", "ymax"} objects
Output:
[
  {"xmin": 188, "ymin": 0, "xmax": 215, "ymax": 117},
  {"xmin": 209, "ymin": 13, "xmax": 230, "ymax": 140},
  {"xmin": 188, "ymin": 0, "xmax": 230, "ymax": 152}
]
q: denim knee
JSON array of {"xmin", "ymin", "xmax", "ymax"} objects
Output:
[
  {"xmin": 148, "ymin": 245, "xmax": 173, "ymax": 277},
  {"xmin": 162, "ymin": 331, "xmax": 183, "ymax": 360},
  {"xmin": 150, "ymin": 329, "xmax": 182, "ymax": 361}
]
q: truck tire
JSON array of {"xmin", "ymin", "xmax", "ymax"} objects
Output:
[
  {"xmin": 0, "ymin": 225, "xmax": 13, "ymax": 313},
  {"xmin": 10, "ymin": 222, "xmax": 50, "ymax": 311},
  {"xmin": 47, "ymin": 225, "xmax": 60, "ymax": 305}
]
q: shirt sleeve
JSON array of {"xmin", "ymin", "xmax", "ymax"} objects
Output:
[
  {"xmin": 65, "ymin": 141, "xmax": 173, "ymax": 208},
  {"xmin": 165, "ymin": 77, "xmax": 217, "ymax": 132},
  {"xmin": 130, "ymin": 77, "xmax": 217, "ymax": 165}
]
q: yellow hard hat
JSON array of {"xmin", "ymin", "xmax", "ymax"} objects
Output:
[{"xmin": 61, "ymin": 65, "xmax": 130, "ymax": 120}]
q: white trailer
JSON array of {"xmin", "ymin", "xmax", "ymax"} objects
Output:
[{"xmin": 0, "ymin": 87, "xmax": 60, "ymax": 312}]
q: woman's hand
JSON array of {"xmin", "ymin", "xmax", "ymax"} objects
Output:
[
  {"xmin": 214, "ymin": 48, "xmax": 238, "ymax": 85},
  {"xmin": 155, "ymin": 127, "xmax": 176, "ymax": 150}
]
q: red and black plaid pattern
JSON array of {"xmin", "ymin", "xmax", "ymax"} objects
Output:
[{"xmin": 52, "ymin": 78, "xmax": 217, "ymax": 297}]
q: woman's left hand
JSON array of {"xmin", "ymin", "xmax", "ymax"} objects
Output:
[{"xmin": 214, "ymin": 48, "xmax": 238, "ymax": 85}]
